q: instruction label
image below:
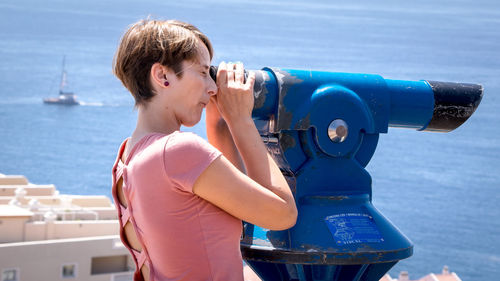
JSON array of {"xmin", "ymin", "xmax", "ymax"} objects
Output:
[{"xmin": 325, "ymin": 213, "xmax": 383, "ymax": 245}]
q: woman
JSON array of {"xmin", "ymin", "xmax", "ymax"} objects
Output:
[{"xmin": 111, "ymin": 19, "xmax": 297, "ymax": 281}]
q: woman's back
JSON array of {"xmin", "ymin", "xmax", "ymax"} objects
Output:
[{"xmin": 112, "ymin": 132, "xmax": 244, "ymax": 281}]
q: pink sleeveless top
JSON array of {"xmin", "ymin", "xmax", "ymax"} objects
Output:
[{"xmin": 111, "ymin": 131, "xmax": 244, "ymax": 281}]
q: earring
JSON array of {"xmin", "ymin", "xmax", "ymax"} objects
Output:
[{"xmin": 163, "ymin": 74, "xmax": 169, "ymax": 87}]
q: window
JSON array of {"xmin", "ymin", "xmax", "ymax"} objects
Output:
[
  {"xmin": 2, "ymin": 268, "xmax": 19, "ymax": 281},
  {"xmin": 61, "ymin": 263, "xmax": 77, "ymax": 279},
  {"xmin": 91, "ymin": 255, "xmax": 128, "ymax": 275}
]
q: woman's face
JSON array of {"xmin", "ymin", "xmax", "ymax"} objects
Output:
[{"xmin": 168, "ymin": 43, "xmax": 217, "ymax": 127}]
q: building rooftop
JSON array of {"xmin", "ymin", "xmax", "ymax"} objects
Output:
[
  {"xmin": 0, "ymin": 172, "xmax": 133, "ymax": 281},
  {"xmin": 1, "ymin": 172, "xmax": 118, "ymax": 244},
  {"xmin": 0, "ymin": 205, "xmax": 33, "ymax": 217}
]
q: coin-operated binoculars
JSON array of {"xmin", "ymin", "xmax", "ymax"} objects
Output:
[{"xmin": 210, "ymin": 67, "xmax": 483, "ymax": 281}]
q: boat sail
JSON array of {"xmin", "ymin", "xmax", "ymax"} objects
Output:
[{"xmin": 43, "ymin": 56, "xmax": 79, "ymax": 105}]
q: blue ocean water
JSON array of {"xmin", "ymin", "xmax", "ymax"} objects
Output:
[{"xmin": 1, "ymin": 0, "xmax": 499, "ymax": 280}]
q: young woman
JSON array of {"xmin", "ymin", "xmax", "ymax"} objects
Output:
[{"xmin": 111, "ymin": 19, "xmax": 297, "ymax": 281}]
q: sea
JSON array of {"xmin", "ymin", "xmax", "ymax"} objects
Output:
[{"xmin": 1, "ymin": 0, "xmax": 499, "ymax": 280}]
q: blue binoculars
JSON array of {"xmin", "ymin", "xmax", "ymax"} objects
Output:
[{"xmin": 210, "ymin": 67, "xmax": 483, "ymax": 281}]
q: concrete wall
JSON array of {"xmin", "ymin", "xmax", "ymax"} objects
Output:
[
  {"xmin": 24, "ymin": 220, "xmax": 120, "ymax": 242},
  {"xmin": 1, "ymin": 218, "xmax": 119, "ymax": 243},
  {"xmin": 71, "ymin": 196, "xmax": 113, "ymax": 207},
  {"xmin": 0, "ymin": 236, "xmax": 134, "ymax": 281},
  {"xmin": 0, "ymin": 185, "xmax": 56, "ymax": 196},
  {"xmin": 0, "ymin": 175, "xmax": 28, "ymax": 185},
  {"xmin": 0, "ymin": 217, "xmax": 29, "ymax": 243},
  {"xmin": 28, "ymin": 207, "xmax": 117, "ymax": 221},
  {"xmin": 0, "ymin": 197, "xmax": 63, "ymax": 205},
  {"xmin": 0, "ymin": 206, "xmax": 33, "ymax": 243},
  {"xmin": 23, "ymin": 222, "xmax": 46, "ymax": 241},
  {"xmin": 86, "ymin": 207, "xmax": 118, "ymax": 220},
  {"xmin": 0, "ymin": 195, "xmax": 113, "ymax": 207}
]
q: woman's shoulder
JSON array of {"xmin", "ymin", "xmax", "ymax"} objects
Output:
[
  {"xmin": 162, "ymin": 131, "xmax": 221, "ymax": 192},
  {"xmin": 124, "ymin": 132, "xmax": 176, "ymax": 163},
  {"xmin": 167, "ymin": 131, "xmax": 208, "ymax": 144},
  {"xmin": 164, "ymin": 131, "xmax": 219, "ymax": 155},
  {"xmin": 126, "ymin": 131, "xmax": 220, "ymax": 167},
  {"xmin": 129, "ymin": 131, "xmax": 210, "ymax": 156},
  {"xmin": 135, "ymin": 131, "xmax": 194, "ymax": 148}
]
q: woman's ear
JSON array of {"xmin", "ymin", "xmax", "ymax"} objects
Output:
[{"xmin": 150, "ymin": 63, "xmax": 170, "ymax": 89}]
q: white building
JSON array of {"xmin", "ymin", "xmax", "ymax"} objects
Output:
[{"xmin": 0, "ymin": 173, "xmax": 134, "ymax": 281}]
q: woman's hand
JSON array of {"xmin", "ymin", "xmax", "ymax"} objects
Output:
[
  {"xmin": 205, "ymin": 94, "xmax": 246, "ymax": 173},
  {"xmin": 196, "ymin": 62, "xmax": 297, "ymax": 231},
  {"xmin": 214, "ymin": 62, "xmax": 256, "ymax": 125},
  {"xmin": 205, "ymin": 95, "xmax": 223, "ymax": 126}
]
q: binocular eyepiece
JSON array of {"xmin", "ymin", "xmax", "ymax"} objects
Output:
[
  {"xmin": 209, "ymin": 66, "xmax": 248, "ymax": 83},
  {"xmin": 209, "ymin": 66, "xmax": 218, "ymax": 82}
]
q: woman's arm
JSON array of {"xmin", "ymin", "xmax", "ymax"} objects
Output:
[{"xmin": 193, "ymin": 62, "xmax": 297, "ymax": 230}]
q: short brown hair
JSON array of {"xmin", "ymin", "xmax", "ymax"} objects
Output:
[{"xmin": 113, "ymin": 19, "xmax": 213, "ymax": 106}]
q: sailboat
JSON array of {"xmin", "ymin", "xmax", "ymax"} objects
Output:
[{"xmin": 43, "ymin": 56, "xmax": 79, "ymax": 105}]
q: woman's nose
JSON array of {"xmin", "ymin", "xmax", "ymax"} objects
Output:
[{"xmin": 207, "ymin": 78, "xmax": 217, "ymax": 96}]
